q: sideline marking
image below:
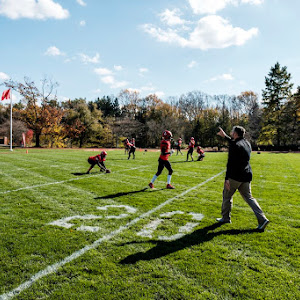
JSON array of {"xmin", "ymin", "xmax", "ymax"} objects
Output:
[
  {"xmin": 0, "ymin": 166, "xmax": 146, "ymax": 195},
  {"xmin": 0, "ymin": 170, "xmax": 224, "ymax": 300}
]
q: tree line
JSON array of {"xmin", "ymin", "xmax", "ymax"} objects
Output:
[{"xmin": 0, "ymin": 62, "xmax": 299, "ymax": 150}]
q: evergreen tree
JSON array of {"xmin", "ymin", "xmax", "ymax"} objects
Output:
[
  {"xmin": 281, "ymin": 87, "xmax": 300, "ymax": 147},
  {"xmin": 261, "ymin": 62, "xmax": 293, "ymax": 147}
]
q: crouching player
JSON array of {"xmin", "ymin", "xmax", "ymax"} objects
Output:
[
  {"xmin": 86, "ymin": 151, "xmax": 110, "ymax": 174},
  {"xmin": 196, "ymin": 146, "xmax": 205, "ymax": 161},
  {"xmin": 149, "ymin": 130, "xmax": 175, "ymax": 189}
]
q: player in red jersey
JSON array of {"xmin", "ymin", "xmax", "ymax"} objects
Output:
[
  {"xmin": 176, "ymin": 137, "xmax": 183, "ymax": 155},
  {"xmin": 123, "ymin": 139, "xmax": 130, "ymax": 154},
  {"xmin": 186, "ymin": 137, "xmax": 195, "ymax": 161},
  {"xmin": 148, "ymin": 130, "xmax": 175, "ymax": 189},
  {"xmin": 130, "ymin": 138, "xmax": 135, "ymax": 146},
  {"xmin": 196, "ymin": 146, "xmax": 205, "ymax": 161},
  {"xmin": 86, "ymin": 151, "xmax": 110, "ymax": 174},
  {"xmin": 126, "ymin": 139, "xmax": 136, "ymax": 159}
]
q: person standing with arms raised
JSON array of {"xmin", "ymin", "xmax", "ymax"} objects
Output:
[{"xmin": 216, "ymin": 126, "xmax": 269, "ymax": 231}]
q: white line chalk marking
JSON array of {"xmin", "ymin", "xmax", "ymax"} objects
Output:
[
  {"xmin": 0, "ymin": 170, "xmax": 224, "ymax": 300},
  {"xmin": 0, "ymin": 166, "xmax": 145, "ymax": 195}
]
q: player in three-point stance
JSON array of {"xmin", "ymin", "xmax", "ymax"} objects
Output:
[
  {"xmin": 176, "ymin": 137, "xmax": 183, "ymax": 155},
  {"xmin": 149, "ymin": 130, "xmax": 175, "ymax": 189},
  {"xmin": 196, "ymin": 146, "xmax": 205, "ymax": 161},
  {"xmin": 86, "ymin": 151, "xmax": 110, "ymax": 174},
  {"xmin": 186, "ymin": 137, "xmax": 195, "ymax": 161}
]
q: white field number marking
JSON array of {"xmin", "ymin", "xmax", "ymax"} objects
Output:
[
  {"xmin": 137, "ymin": 211, "xmax": 204, "ymax": 241},
  {"xmin": 48, "ymin": 205, "xmax": 137, "ymax": 232},
  {"xmin": 49, "ymin": 206, "xmax": 204, "ymax": 240}
]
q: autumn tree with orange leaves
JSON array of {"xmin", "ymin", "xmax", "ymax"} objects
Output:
[{"xmin": 5, "ymin": 77, "xmax": 60, "ymax": 147}]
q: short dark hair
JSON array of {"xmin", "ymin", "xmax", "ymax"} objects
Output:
[{"xmin": 233, "ymin": 126, "xmax": 246, "ymax": 137}]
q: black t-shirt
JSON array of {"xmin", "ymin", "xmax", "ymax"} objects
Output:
[{"xmin": 225, "ymin": 136, "xmax": 253, "ymax": 182}]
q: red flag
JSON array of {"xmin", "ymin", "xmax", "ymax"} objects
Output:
[{"xmin": 1, "ymin": 89, "xmax": 10, "ymax": 101}]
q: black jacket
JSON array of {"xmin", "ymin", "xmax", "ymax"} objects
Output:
[{"xmin": 225, "ymin": 136, "xmax": 253, "ymax": 182}]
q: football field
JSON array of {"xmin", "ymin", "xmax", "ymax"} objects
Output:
[{"xmin": 0, "ymin": 149, "xmax": 299, "ymax": 299}]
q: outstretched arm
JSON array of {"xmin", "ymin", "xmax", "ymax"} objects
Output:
[{"xmin": 217, "ymin": 127, "xmax": 231, "ymax": 140}]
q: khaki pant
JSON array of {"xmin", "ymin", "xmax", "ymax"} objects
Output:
[{"xmin": 222, "ymin": 178, "xmax": 267, "ymax": 224}]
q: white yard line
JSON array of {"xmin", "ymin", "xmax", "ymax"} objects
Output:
[
  {"xmin": 0, "ymin": 170, "xmax": 225, "ymax": 300},
  {"xmin": 0, "ymin": 166, "xmax": 146, "ymax": 195}
]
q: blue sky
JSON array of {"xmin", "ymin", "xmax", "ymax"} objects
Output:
[{"xmin": 0, "ymin": 0, "xmax": 299, "ymax": 103}]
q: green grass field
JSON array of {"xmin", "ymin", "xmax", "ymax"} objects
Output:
[{"xmin": 0, "ymin": 148, "xmax": 299, "ymax": 300}]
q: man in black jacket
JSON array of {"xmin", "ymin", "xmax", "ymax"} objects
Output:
[{"xmin": 216, "ymin": 126, "xmax": 269, "ymax": 230}]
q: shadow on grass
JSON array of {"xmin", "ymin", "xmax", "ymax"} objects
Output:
[
  {"xmin": 95, "ymin": 187, "xmax": 163, "ymax": 199},
  {"xmin": 72, "ymin": 172, "xmax": 88, "ymax": 176},
  {"xmin": 120, "ymin": 223, "xmax": 259, "ymax": 264}
]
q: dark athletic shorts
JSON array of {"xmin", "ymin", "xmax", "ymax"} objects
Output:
[{"xmin": 156, "ymin": 158, "xmax": 173, "ymax": 176}]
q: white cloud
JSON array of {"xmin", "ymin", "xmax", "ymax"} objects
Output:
[
  {"xmin": 110, "ymin": 79, "xmax": 128, "ymax": 89},
  {"xmin": 142, "ymin": 24, "xmax": 187, "ymax": 45},
  {"xmin": 187, "ymin": 60, "xmax": 197, "ymax": 68},
  {"xmin": 188, "ymin": 0, "xmax": 234, "ymax": 15},
  {"xmin": 114, "ymin": 65, "xmax": 123, "ymax": 71},
  {"xmin": 45, "ymin": 46, "xmax": 65, "ymax": 56},
  {"xmin": 159, "ymin": 8, "xmax": 186, "ymax": 26},
  {"xmin": 101, "ymin": 75, "xmax": 115, "ymax": 85},
  {"xmin": 94, "ymin": 68, "xmax": 113, "ymax": 76},
  {"xmin": 0, "ymin": 0, "xmax": 69, "ymax": 20},
  {"xmin": 76, "ymin": 0, "xmax": 86, "ymax": 6},
  {"xmin": 188, "ymin": 0, "xmax": 263, "ymax": 14},
  {"xmin": 188, "ymin": 16, "xmax": 258, "ymax": 49},
  {"xmin": 141, "ymin": 85, "xmax": 155, "ymax": 92},
  {"xmin": 126, "ymin": 88, "xmax": 141, "ymax": 94},
  {"xmin": 95, "ymin": 68, "xmax": 128, "ymax": 89},
  {"xmin": 153, "ymin": 91, "xmax": 165, "ymax": 98},
  {"xmin": 241, "ymin": 0, "xmax": 263, "ymax": 5},
  {"xmin": 143, "ymin": 15, "xmax": 258, "ymax": 50},
  {"xmin": 139, "ymin": 68, "xmax": 149, "ymax": 73},
  {"xmin": 0, "ymin": 72, "xmax": 10, "ymax": 81},
  {"xmin": 79, "ymin": 53, "xmax": 100, "ymax": 64},
  {"xmin": 209, "ymin": 73, "xmax": 234, "ymax": 81},
  {"xmin": 79, "ymin": 20, "xmax": 86, "ymax": 26}
]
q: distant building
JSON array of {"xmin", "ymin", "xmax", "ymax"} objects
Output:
[{"xmin": 0, "ymin": 136, "xmax": 8, "ymax": 145}]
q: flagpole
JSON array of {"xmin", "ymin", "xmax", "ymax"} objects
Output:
[{"xmin": 10, "ymin": 89, "xmax": 13, "ymax": 152}]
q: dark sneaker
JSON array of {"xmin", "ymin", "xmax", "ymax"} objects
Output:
[
  {"xmin": 257, "ymin": 219, "xmax": 270, "ymax": 230},
  {"xmin": 148, "ymin": 182, "xmax": 154, "ymax": 189},
  {"xmin": 216, "ymin": 218, "xmax": 231, "ymax": 224},
  {"xmin": 166, "ymin": 184, "xmax": 175, "ymax": 189}
]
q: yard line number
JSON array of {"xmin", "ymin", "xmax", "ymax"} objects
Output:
[{"xmin": 48, "ymin": 204, "xmax": 204, "ymax": 240}]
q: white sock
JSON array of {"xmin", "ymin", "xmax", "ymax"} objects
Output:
[
  {"xmin": 167, "ymin": 175, "xmax": 172, "ymax": 184},
  {"xmin": 151, "ymin": 175, "xmax": 158, "ymax": 183}
]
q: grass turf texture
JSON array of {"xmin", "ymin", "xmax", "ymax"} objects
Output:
[{"xmin": 0, "ymin": 148, "xmax": 299, "ymax": 300}]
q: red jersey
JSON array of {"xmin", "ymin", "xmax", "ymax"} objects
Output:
[
  {"xmin": 130, "ymin": 139, "xmax": 135, "ymax": 146},
  {"xmin": 188, "ymin": 140, "xmax": 195, "ymax": 149},
  {"xmin": 177, "ymin": 139, "xmax": 182, "ymax": 146},
  {"xmin": 89, "ymin": 155, "xmax": 106, "ymax": 163},
  {"xmin": 126, "ymin": 141, "xmax": 134, "ymax": 147},
  {"xmin": 197, "ymin": 146, "xmax": 204, "ymax": 154},
  {"xmin": 159, "ymin": 140, "xmax": 171, "ymax": 161}
]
